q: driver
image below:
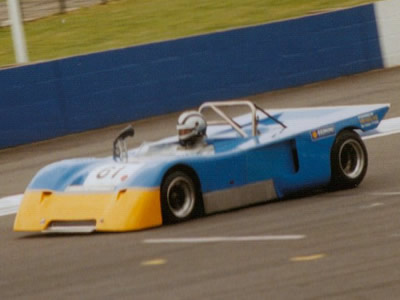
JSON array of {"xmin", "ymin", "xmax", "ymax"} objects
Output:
[{"xmin": 176, "ymin": 111, "xmax": 207, "ymax": 147}]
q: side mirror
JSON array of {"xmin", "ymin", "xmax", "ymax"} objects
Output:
[{"xmin": 113, "ymin": 125, "xmax": 134, "ymax": 162}]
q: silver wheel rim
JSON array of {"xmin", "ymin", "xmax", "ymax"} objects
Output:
[
  {"xmin": 339, "ymin": 139, "xmax": 365, "ymax": 179},
  {"xmin": 167, "ymin": 176, "xmax": 195, "ymax": 218}
]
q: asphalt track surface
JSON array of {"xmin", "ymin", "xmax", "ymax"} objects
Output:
[{"xmin": 1, "ymin": 67, "xmax": 400, "ymax": 299}]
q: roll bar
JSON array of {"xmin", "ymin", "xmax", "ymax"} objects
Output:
[{"xmin": 198, "ymin": 100, "xmax": 286, "ymax": 137}]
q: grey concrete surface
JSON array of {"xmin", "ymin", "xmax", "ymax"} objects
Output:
[{"xmin": 1, "ymin": 67, "xmax": 400, "ymax": 299}]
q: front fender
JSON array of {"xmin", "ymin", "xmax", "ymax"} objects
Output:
[
  {"xmin": 28, "ymin": 158, "xmax": 104, "ymax": 191},
  {"xmin": 120, "ymin": 160, "xmax": 187, "ymax": 189}
]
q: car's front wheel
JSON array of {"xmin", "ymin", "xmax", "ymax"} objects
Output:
[
  {"xmin": 330, "ymin": 130, "xmax": 368, "ymax": 189},
  {"xmin": 161, "ymin": 171, "xmax": 201, "ymax": 223}
]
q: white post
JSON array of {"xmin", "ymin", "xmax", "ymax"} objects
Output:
[{"xmin": 7, "ymin": 0, "xmax": 29, "ymax": 64}]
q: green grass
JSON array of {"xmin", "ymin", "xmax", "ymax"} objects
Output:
[{"xmin": 0, "ymin": 0, "xmax": 376, "ymax": 67}]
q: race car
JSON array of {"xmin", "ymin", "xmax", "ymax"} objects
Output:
[{"xmin": 14, "ymin": 100, "xmax": 390, "ymax": 233}]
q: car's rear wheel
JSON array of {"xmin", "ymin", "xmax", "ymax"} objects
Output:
[
  {"xmin": 161, "ymin": 171, "xmax": 201, "ymax": 223},
  {"xmin": 330, "ymin": 130, "xmax": 368, "ymax": 189}
]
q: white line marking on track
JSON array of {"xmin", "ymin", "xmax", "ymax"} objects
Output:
[
  {"xmin": 360, "ymin": 202, "xmax": 384, "ymax": 209},
  {"xmin": 0, "ymin": 194, "xmax": 23, "ymax": 216},
  {"xmin": 362, "ymin": 130, "xmax": 400, "ymax": 140},
  {"xmin": 361, "ymin": 117, "xmax": 400, "ymax": 140},
  {"xmin": 143, "ymin": 235, "xmax": 305, "ymax": 244},
  {"xmin": 369, "ymin": 192, "xmax": 400, "ymax": 196}
]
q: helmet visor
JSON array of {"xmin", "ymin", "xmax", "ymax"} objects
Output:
[{"xmin": 179, "ymin": 129, "xmax": 192, "ymax": 136}]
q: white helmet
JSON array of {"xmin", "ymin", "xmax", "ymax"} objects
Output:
[{"xmin": 177, "ymin": 111, "xmax": 207, "ymax": 144}]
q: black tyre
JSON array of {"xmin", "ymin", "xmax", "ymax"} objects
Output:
[
  {"xmin": 161, "ymin": 171, "xmax": 201, "ymax": 224},
  {"xmin": 330, "ymin": 130, "xmax": 368, "ymax": 189}
]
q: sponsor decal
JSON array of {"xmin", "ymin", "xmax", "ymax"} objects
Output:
[
  {"xmin": 311, "ymin": 126, "xmax": 335, "ymax": 140},
  {"xmin": 358, "ymin": 113, "xmax": 379, "ymax": 128}
]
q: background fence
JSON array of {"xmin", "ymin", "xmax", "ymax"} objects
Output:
[{"xmin": 0, "ymin": 0, "xmax": 105, "ymax": 26}]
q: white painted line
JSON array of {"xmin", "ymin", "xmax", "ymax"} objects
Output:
[
  {"xmin": 360, "ymin": 202, "xmax": 384, "ymax": 209},
  {"xmin": 369, "ymin": 192, "xmax": 400, "ymax": 196},
  {"xmin": 362, "ymin": 130, "xmax": 400, "ymax": 140},
  {"xmin": 361, "ymin": 117, "xmax": 400, "ymax": 140},
  {"xmin": 0, "ymin": 194, "xmax": 23, "ymax": 216},
  {"xmin": 143, "ymin": 235, "xmax": 305, "ymax": 244}
]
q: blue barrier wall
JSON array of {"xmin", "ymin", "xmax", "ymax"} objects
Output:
[{"xmin": 0, "ymin": 4, "xmax": 382, "ymax": 148}]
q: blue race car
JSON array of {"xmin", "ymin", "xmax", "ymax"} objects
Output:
[{"xmin": 14, "ymin": 100, "xmax": 389, "ymax": 233}]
